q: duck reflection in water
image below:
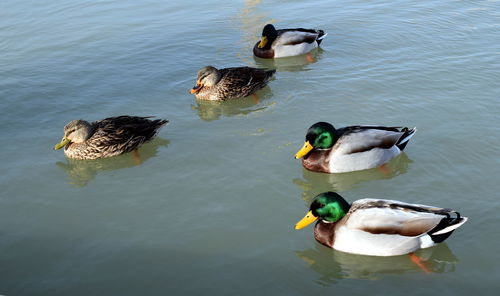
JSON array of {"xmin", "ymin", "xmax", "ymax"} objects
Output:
[
  {"xmin": 56, "ymin": 138, "xmax": 169, "ymax": 187},
  {"xmin": 253, "ymin": 47, "xmax": 324, "ymax": 72},
  {"xmin": 295, "ymin": 243, "xmax": 459, "ymax": 284},
  {"xmin": 191, "ymin": 88, "xmax": 274, "ymax": 122},
  {"xmin": 293, "ymin": 153, "xmax": 412, "ymax": 201}
]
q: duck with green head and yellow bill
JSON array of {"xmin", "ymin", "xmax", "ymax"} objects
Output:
[
  {"xmin": 253, "ymin": 24, "xmax": 327, "ymax": 59},
  {"xmin": 54, "ymin": 116, "xmax": 168, "ymax": 160},
  {"xmin": 295, "ymin": 192, "xmax": 468, "ymax": 256},
  {"xmin": 294, "ymin": 122, "xmax": 417, "ymax": 173}
]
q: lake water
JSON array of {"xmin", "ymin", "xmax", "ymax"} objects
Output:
[{"xmin": 1, "ymin": 0, "xmax": 499, "ymax": 294}]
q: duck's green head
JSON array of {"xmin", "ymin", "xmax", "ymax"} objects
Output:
[
  {"xmin": 258, "ymin": 24, "xmax": 278, "ymax": 49},
  {"xmin": 54, "ymin": 120, "xmax": 92, "ymax": 150},
  {"xmin": 295, "ymin": 122, "xmax": 337, "ymax": 159},
  {"xmin": 295, "ymin": 192, "xmax": 350, "ymax": 229}
]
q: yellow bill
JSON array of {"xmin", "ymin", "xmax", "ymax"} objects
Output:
[
  {"xmin": 258, "ymin": 36, "xmax": 268, "ymax": 48},
  {"xmin": 54, "ymin": 137, "xmax": 70, "ymax": 150},
  {"xmin": 295, "ymin": 211, "xmax": 318, "ymax": 230},
  {"xmin": 294, "ymin": 141, "xmax": 313, "ymax": 159}
]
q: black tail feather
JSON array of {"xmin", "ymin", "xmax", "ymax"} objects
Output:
[
  {"xmin": 396, "ymin": 127, "xmax": 416, "ymax": 151},
  {"xmin": 316, "ymin": 30, "xmax": 326, "ymax": 45},
  {"xmin": 148, "ymin": 119, "xmax": 169, "ymax": 139},
  {"xmin": 428, "ymin": 212, "xmax": 465, "ymax": 243}
]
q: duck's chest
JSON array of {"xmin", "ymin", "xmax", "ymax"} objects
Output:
[
  {"xmin": 196, "ymin": 88, "xmax": 225, "ymax": 101},
  {"xmin": 313, "ymin": 221, "xmax": 338, "ymax": 248},
  {"xmin": 64, "ymin": 142, "xmax": 102, "ymax": 160},
  {"xmin": 302, "ymin": 149, "xmax": 331, "ymax": 173}
]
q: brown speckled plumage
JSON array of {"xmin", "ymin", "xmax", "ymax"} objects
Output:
[
  {"xmin": 192, "ymin": 66, "xmax": 275, "ymax": 101},
  {"xmin": 60, "ymin": 116, "xmax": 168, "ymax": 160}
]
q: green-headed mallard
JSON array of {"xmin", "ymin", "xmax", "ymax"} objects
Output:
[
  {"xmin": 190, "ymin": 66, "xmax": 275, "ymax": 101},
  {"xmin": 295, "ymin": 192, "xmax": 468, "ymax": 256},
  {"xmin": 253, "ymin": 24, "xmax": 327, "ymax": 59},
  {"xmin": 54, "ymin": 116, "xmax": 168, "ymax": 160},
  {"xmin": 295, "ymin": 122, "xmax": 416, "ymax": 173}
]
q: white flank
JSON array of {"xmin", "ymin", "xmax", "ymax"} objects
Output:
[
  {"xmin": 419, "ymin": 235, "xmax": 436, "ymax": 249},
  {"xmin": 329, "ymin": 146, "xmax": 400, "ymax": 173},
  {"xmin": 273, "ymin": 42, "xmax": 318, "ymax": 58},
  {"xmin": 333, "ymin": 226, "xmax": 422, "ymax": 256}
]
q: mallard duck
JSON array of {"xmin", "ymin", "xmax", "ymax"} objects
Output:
[
  {"xmin": 253, "ymin": 24, "xmax": 327, "ymax": 59},
  {"xmin": 294, "ymin": 122, "xmax": 417, "ymax": 173},
  {"xmin": 190, "ymin": 66, "xmax": 275, "ymax": 101},
  {"xmin": 54, "ymin": 116, "xmax": 168, "ymax": 160},
  {"xmin": 295, "ymin": 192, "xmax": 468, "ymax": 256}
]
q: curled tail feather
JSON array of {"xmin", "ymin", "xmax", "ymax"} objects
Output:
[
  {"xmin": 316, "ymin": 30, "xmax": 327, "ymax": 45},
  {"xmin": 396, "ymin": 127, "xmax": 417, "ymax": 151},
  {"xmin": 428, "ymin": 212, "xmax": 468, "ymax": 243}
]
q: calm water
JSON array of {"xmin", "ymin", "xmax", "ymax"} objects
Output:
[{"xmin": 1, "ymin": 0, "xmax": 499, "ymax": 294}]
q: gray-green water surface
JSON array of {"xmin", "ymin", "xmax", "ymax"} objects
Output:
[{"xmin": 1, "ymin": 0, "xmax": 499, "ymax": 295}]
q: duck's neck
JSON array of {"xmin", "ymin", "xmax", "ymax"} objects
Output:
[
  {"xmin": 195, "ymin": 85, "xmax": 217, "ymax": 100},
  {"xmin": 263, "ymin": 36, "xmax": 276, "ymax": 50},
  {"xmin": 64, "ymin": 141, "xmax": 91, "ymax": 159},
  {"xmin": 253, "ymin": 42, "xmax": 274, "ymax": 58}
]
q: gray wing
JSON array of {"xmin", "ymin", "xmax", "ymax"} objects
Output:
[
  {"xmin": 334, "ymin": 127, "xmax": 404, "ymax": 155},
  {"xmin": 274, "ymin": 30, "xmax": 319, "ymax": 46},
  {"xmin": 344, "ymin": 199, "xmax": 450, "ymax": 237}
]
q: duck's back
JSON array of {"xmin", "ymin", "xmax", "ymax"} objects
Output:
[
  {"xmin": 201, "ymin": 67, "xmax": 275, "ymax": 100},
  {"xmin": 327, "ymin": 126, "xmax": 406, "ymax": 172}
]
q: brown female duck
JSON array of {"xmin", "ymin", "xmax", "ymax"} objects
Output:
[
  {"xmin": 190, "ymin": 66, "xmax": 275, "ymax": 101},
  {"xmin": 54, "ymin": 116, "xmax": 168, "ymax": 159}
]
